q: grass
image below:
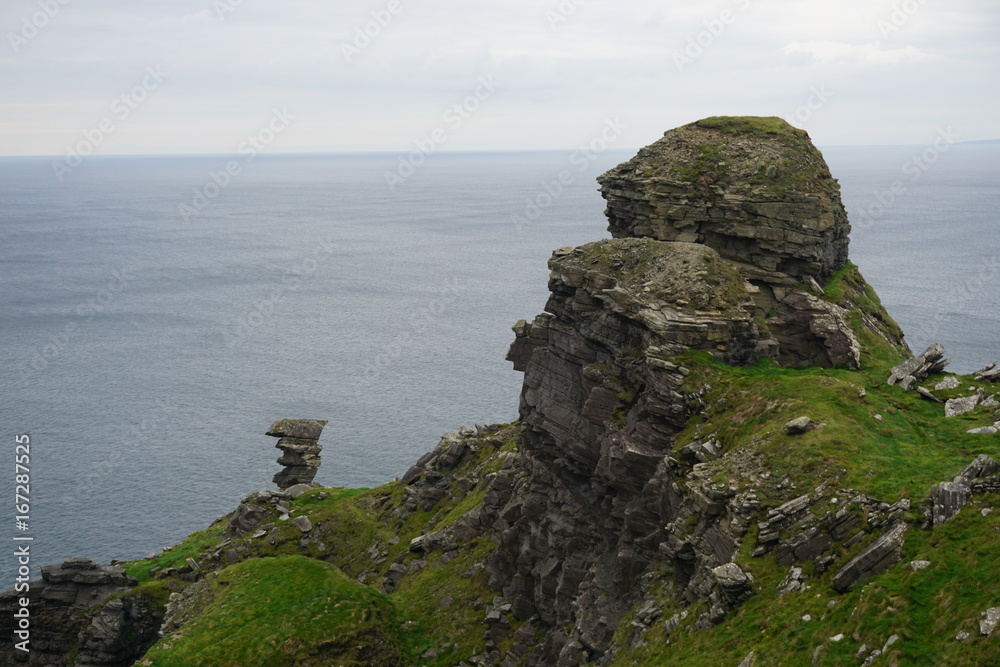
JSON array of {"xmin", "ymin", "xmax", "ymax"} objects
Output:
[
  {"xmin": 137, "ymin": 556, "xmax": 406, "ymax": 667},
  {"xmin": 126, "ymin": 520, "xmax": 229, "ymax": 583}
]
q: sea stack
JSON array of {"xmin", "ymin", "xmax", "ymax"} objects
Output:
[{"xmin": 266, "ymin": 418, "xmax": 328, "ymax": 489}]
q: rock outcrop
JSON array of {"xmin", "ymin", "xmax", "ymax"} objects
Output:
[
  {"xmin": 597, "ymin": 116, "xmax": 908, "ymax": 369},
  {"xmin": 888, "ymin": 343, "xmax": 950, "ymax": 390},
  {"xmin": 0, "ymin": 558, "xmax": 156, "ymax": 667},
  {"xmin": 266, "ymin": 418, "xmax": 327, "ymax": 489},
  {"xmin": 491, "ymin": 117, "xmax": 917, "ymax": 664}
]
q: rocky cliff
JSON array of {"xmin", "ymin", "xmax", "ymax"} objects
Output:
[{"xmin": 3, "ymin": 118, "xmax": 998, "ymax": 667}]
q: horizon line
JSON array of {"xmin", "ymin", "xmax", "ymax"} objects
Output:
[{"xmin": 1, "ymin": 140, "xmax": 996, "ymax": 160}]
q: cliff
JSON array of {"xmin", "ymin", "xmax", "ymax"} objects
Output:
[{"xmin": 3, "ymin": 118, "xmax": 998, "ymax": 667}]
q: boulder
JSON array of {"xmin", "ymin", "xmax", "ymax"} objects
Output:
[
  {"xmin": 784, "ymin": 417, "xmax": 819, "ymax": 436},
  {"xmin": 888, "ymin": 343, "xmax": 950, "ymax": 389},
  {"xmin": 945, "ymin": 395, "xmax": 980, "ymax": 418},
  {"xmin": 981, "ymin": 607, "xmax": 1000, "ymax": 636}
]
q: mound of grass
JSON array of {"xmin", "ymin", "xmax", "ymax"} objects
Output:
[{"xmin": 137, "ymin": 556, "xmax": 406, "ymax": 667}]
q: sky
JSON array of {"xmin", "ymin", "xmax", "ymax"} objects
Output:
[{"xmin": 1, "ymin": 0, "xmax": 997, "ymax": 156}]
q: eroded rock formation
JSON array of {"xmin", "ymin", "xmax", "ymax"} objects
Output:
[
  {"xmin": 492, "ymin": 117, "xmax": 913, "ymax": 663},
  {"xmin": 267, "ymin": 418, "xmax": 327, "ymax": 489},
  {"xmin": 597, "ymin": 116, "xmax": 907, "ymax": 369}
]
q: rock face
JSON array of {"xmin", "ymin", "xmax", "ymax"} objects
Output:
[
  {"xmin": 0, "ymin": 558, "xmax": 156, "ymax": 667},
  {"xmin": 597, "ymin": 116, "xmax": 907, "ymax": 369},
  {"xmin": 266, "ymin": 418, "xmax": 328, "ymax": 489},
  {"xmin": 491, "ymin": 117, "xmax": 916, "ymax": 664}
]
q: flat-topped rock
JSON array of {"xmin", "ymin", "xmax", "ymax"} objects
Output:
[
  {"xmin": 598, "ymin": 116, "xmax": 849, "ymax": 286},
  {"xmin": 266, "ymin": 418, "xmax": 328, "ymax": 440}
]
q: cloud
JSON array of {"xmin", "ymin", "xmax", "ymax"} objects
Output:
[{"xmin": 780, "ymin": 40, "xmax": 934, "ymax": 66}]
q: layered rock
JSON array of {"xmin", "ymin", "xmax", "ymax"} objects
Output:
[
  {"xmin": 0, "ymin": 558, "xmax": 152, "ymax": 667},
  {"xmin": 597, "ymin": 116, "xmax": 908, "ymax": 368},
  {"xmin": 266, "ymin": 418, "xmax": 327, "ymax": 489},
  {"xmin": 496, "ymin": 238, "xmax": 780, "ymax": 662},
  {"xmin": 492, "ymin": 118, "xmax": 913, "ymax": 663},
  {"xmin": 597, "ymin": 117, "xmax": 849, "ymax": 287},
  {"xmin": 888, "ymin": 343, "xmax": 950, "ymax": 390}
]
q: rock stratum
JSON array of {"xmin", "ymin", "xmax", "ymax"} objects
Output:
[{"xmin": 3, "ymin": 117, "xmax": 998, "ymax": 667}]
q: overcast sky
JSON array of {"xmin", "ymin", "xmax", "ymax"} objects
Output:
[{"xmin": 1, "ymin": 0, "xmax": 997, "ymax": 156}]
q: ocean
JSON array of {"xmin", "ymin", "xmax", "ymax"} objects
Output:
[{"xmin": 1, "ymin": 144, "xmax": 997, "ymax": 583}]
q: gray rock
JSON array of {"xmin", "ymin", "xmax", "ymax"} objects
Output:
[
  {"xmin": 266, "ymin": 418, "xmax": 328, "ymax": 440},
  {"xmin": 832, "ymin": 523, "xmax": 907, "ymax": 592},
  {"xmin": 291, "ymin": 516, "xmax": 312, "ymax": 532},
  {"xmin": 945, "ymin": 394, "xmax": 980, "ymax": 418},
  {"xmin": 888, "ymin": 343, "xmax": 950, "ymax": 388},
  {"xmin": 711, "ymin": 562, "xmax": 754, "ymax": 605},
  {"xmin": 977, "ymin": 367, "xmax": 1000, "ymax": 383},
  {"xmin": 980, "ymin": 607, "xmax": 1000, "ymax": 636},
  {"xmin": 910, "ymin": 560, "xmax": 930, "ymax": 571},
  {"xmin": 935, "ymin": 376, "xmax": 961, "ymax": 390},
  {"xmin": 967, "ymin": 426, "xmax": 998, "ymax": 435},
  {"xmin": 785, "ymin": 416, "xmax": 819, "ymax": 435},
  {"xmin": 917, "ymin": 387, "xmax": 944, "ymax": 403}
]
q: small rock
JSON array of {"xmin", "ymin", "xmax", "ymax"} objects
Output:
[
  {"xmin": 859, "ymin": 389, "xmax": 867, "ymax": 398},
  {"xmin": 910, "ymin": 560, "xmax": 930, "ymax": 571},
  {"xmin": 981, "ymin": 607, "xmax": 1000, "ymax": 636},
  {"xmin": 956, "ymin": 631, "xmax": 970, "ymax": 642},
  {"xmin": 291, "ymin": 516, "xmax": 312, "ymax": 532},
  {"xmin": 982, "ymin": 508, "xmax": 993, "ymax": 516},
  {"xmin": 830, "ymin": 634, "xmax": 844, "ymax": 642},
  {"xmin": 917, "ymin": 387, "xmax": 944, "ymax": 403},
  {"xmin": 802, "ymin": 614, "xmax": 812, "ymax": 622},
  {"xmin": 935, "ymin": 376, "xmax": 961, "ymax": 390},
  {"xmin": 873, "ymin": 414, "xmax": 884, "ymax": 423},
  {"xmin": 785, "ymin": 416, "xmax": 819, "ymax": 436},
  {"xmin": 882, "ymin": 634, "xmax": 899, "ymax": 652},
  {"xmin": 966, "ymin": 426, "xmax": 998, "ymax": 435}
]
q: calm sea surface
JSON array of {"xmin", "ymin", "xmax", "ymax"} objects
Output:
[{"xmin": 1, "ymin": 145, "xmax": 997, "ymax": 581}]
